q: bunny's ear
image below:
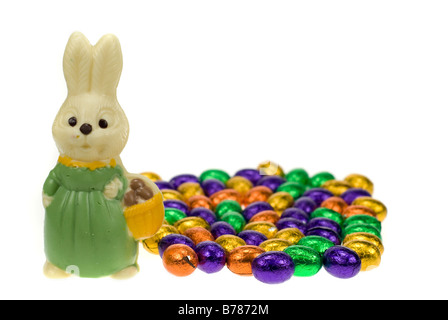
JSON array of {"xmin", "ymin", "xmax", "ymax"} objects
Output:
[
  {"xmin": 91, "ymin": 34, "xmax": 123, "ymax": 97},
  {"xmin": 63, "ymin": 32, "xmax": 93, "ymax": 96}
]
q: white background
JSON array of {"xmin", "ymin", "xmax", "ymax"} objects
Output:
[{"xmin": 0, "ymin": 0, "xmax": 447, "ymax": 300}]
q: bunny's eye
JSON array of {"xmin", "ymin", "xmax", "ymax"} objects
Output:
[
  {"xmin": 99, "ymin": 119, "xmax": 108, "ymax": 129},
  {"xmin": 68, "ymin": 117, "xmax": 77, "ymax": 127}
]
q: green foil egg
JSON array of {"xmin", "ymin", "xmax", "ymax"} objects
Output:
[
  {"xmin": 343, "ymin": 223, "xmax": 382, "ymax": 240},
  {"xmin": 220, "ymin": 211, "xmax": 246, "ymax": 233},
  {"xmin": 298, "ymin": 235, "xmax": 335, "ymax": 256},
  {"xmin": 164, "ymin": 207, "xmax": 187, "ymax": 225},
  {"xmin": 276, "ymin": 182, "xmax": 306, "ymax": 200},
  {"xmin": 200, "ymin": 169, "xmax": 231, "ymax": 184},
  {"xmin": 215, "ymin": 200, "xmax": 242, "ymax": 219},
  {"xmin": 309, "ymin": 172, "xmax": 335, "ymax": 188},
  {"xmin": 310, "ymin": 208, "xmax": 344, "ymax": 226},
  {"xmin": 343, "ymin": 214, "xmax": 382, "ymax": 232},
  {"xmin": 283, "ymin": 245, "xmax": 322, "ymax": 277},
  {"xmin": 285, "ymin": 169, "xmax": 310, "ymax": 186}
]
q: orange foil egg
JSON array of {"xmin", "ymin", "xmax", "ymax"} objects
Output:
[
  {"xmin": 243, "ymin": 186, "xmax": 273, "ymax": 208},
  {"xmin": 342, "ymin": 205, "xmax": 377, "ymax": 219},
  {"xmin": 162, "ymin": 244, "xmax": 199, "ymax": 277},
  {"xmin": 227, "ymin": 245, "xmax": 265, "ymax": 276},
  {"xmin": 249, "ymin": 210, "xmax": 281, "ymax": 225},
  {"xmin": 187, "ymin": 195, "xmax": 213, "ymax": 211},
  {"xmin": 183, "ymin": 227, "xmax": 215, "ymax": 245},
  {"xmin": 226, "ymin": 176, "xmax": 253, "ymax": 195},
  {"xmin": 209, "ymin": 189, "xmax": 242, "ymax": 208},
  {"xmin": 320, "ymin": 196, "xmax": 348, "ymax": 214}
]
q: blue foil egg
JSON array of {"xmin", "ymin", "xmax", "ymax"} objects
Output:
[
  {"xmin": 303, "ymin": 188, "xmax": 334, "ymax": 206},
  {"xmin": 158, "ymin": 234, "xmax": 196, "ymax": 258},
  {"xmin": 276, "ymin": 218, "xmax": 307, "ymax": 234},
  {"xmin": 307, "ymin": 217, "xmax": 342, "ymax": 235},
  {"xmin": 163, "ymin": 199, "xmax": 189, "ymax": 215},
  {"xmin": 306, "ymin": 227, "xmax": 341, "ymax": 245},
  {"xmin": 210, "ymin": 221, "xmax": 236, "ymax": 238},
  {"xmin": 341, "ymin": 188, "xmax": 372, "ymax": 205},
  {"xmin": 237, "ymin": 230, "xmax": 268, "ymax": 246},
  {"xmin": 187, "ymin": 207, "xmax": 217, "ymax": 225},
  {"xmin": 195, "ymin": 241, "xmax": 226, "ymax": 274},
  {"xmin": 293, "ymin": 197, "xmax": 317, "ymax": 215},
  {"xmin": 170, "ymin": 174, "xmax": 200, "ymax": 190},
  {"xmin": 252, "ymin": 251, "xmax": 295, "ymax": 284},
  {"xmin": 201, "ymin": 179, "xmax": 226, "ymax": 197},
  {"xmin": 155, "ymin": 180, "xmax": 176, "ymax": 190},
  {"xmin": 281, "ymin": 208, "xmax": 309, "ymax": 224},
  {"xmin": 241, "ymin": 201, "xmax": 274, "ymax": 221}
]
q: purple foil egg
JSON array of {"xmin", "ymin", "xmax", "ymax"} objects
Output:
[
  {"xmin": 340, "ymin": 188, "xmax": 372, "ymax": 205},
  {"xmin": 155, "ymin": 180, "xmax": 175, "ymax": 190},
  {"xmin": 237, "ymin": 230, "xmax": 268, "ymax": 246},
  {"xmin": 303, "ymin": 188, "xmax": 334, "ymax": 206},
  {"xmin": 187, "ymin": 207, "xmax": 217, "ymax": 225},
  {"xmin": 307, "ymin": 217, "xmax": 342, "ymax": 235},
  {"xmin": 210, "ymin": 221, "xmax": 236, "ymax": 238},
  {"xmin": 323, "ymin": 246, "xmax": 361, "ymax": 279},
  {"xmin": 234, "ymin": 169, "xmax": 262, "ymax": 185},
  {"xmin": 281, "ymin": 208, "xmax": 309, "ymax": 224},
  {"xmin": 252, "ymin": 251, "xmax": 295, "ymax": 284},
  {"xmin": 306, "ymin": 227, "xmax": 341, "ymax": 245},
  {"xmin": 195, "ymin": 241, "xmax": 226, "ymax": 274},
  {"xmin": 158, "ymin": 234, "xmax": 196, "ymax": 258},
  {"xmin": 256, "ymin": 176, "xmax": 287, "ymax": 192},
  {"xmin": 201, "ymin": 179, "xmax": 226, "ymax": 197},
  {"xmin": 242, "ymin": 201, "xmax": 274, "ymax": 221},
  {"xmin": 276, "ymin": 218, "xmax": 307, "ymax": 234},
  {"xmin": 169, "ymin": 174, "xmax": 200, "ymax": 190},
  {"xmin": 163, "ymin": 199, "xmax": 189, "ymax": 215},
  {"xmin": 293, "ymin": 197, "xmax": 317, "ymax": 215}
]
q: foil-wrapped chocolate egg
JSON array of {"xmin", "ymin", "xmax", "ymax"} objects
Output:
[
  {"xmin": 341, "ymin": 188, "xmax": 372, "ymax": 205},
  {"xmin": 276, "ymin": 218, "xmax": 307, "ymax": 234},
  {"xmin": 323, "ymin": 245, "xmax": 361, "ymax": 279},
  {"xmin": 321, "ymin": 180, "xmax": 352, "ymax": 197},
  {"xmin": 243, "ymin": 221, "xmax": 278, "ymax": 239},
  {"xmin": 201, "ymin": 179, "xmax": 226, "ymax": 197},
  {"xmin": 164, "ymin": 207, "xmax": 187, "ymax": 225},
  {"xmin": 303, "ymin": 188, "xmax": 334, "ymax": 206},
  {"xmin": 187, "ymin": 207, "xmax": 217, "ymax": 225},
  {"xmin": 257, "ymin": 176, "xmax": 287, "ymax": 192},
  {"xmin": 344, "ymin": 240, "xmax": 381, "ymax": 271},
  {"xmin": 177, "ymin": 182, "xmax": 204, "ymax": 200},
  {"xmin": 227, "ymin": 245, "xmax": 265, "ymax": 276},
  {"xmin": 344, "ymin": 174, "xmax": 374, "ymax": 194},
  {"xmin": 237, "ymin": 230, "xmax": 268, "ymax": 246},
  {"xmin": 210, "ymin": 221, "xmax": 236, "ymax": 238},
  {"xmin": 142, "ymin": 224, "xmax": 179, "ymax": 254},
  {"xmin": 226, "ymin": 176, "xmax": 253, "ymax": 195},
  {"xmin": 259, "ymin": 239, "xmax": 292, "ymax": 252},
  {"xmin": 342, "ymin": 232, "xmax": 384, "ymax": 255},
  {"xmin": 187, "ymin": 195, "xmax": 214, "ymax": 211},
  {"xmin": 257, "ymin": 161, "xmax": 285, "ymax": 177},
  {"xmin": 215, "ymin": 234, "xmax": 246, "ymax": 254},
  {"xmin": 310, "ymin": 207, "xmax": 343, "ymax": 226},
  {"xmin": 343, "ymin": 214, "xmax": 381, "ymax": 232},
  {"xmin": 342, "ymin": 205, "xmax": 377, "ymax": 219},
  {"xmin": 306, "ymin": 227, "xmax": 341, "ymax": 245},
  {"xmin": 298, "ymin": 235, "xmax": 335, "ymax": 256},
  {"xmin": 343, "ymin": 224, "xmax": 381, "ymax": 240},
  {"xmin": 215, "ymin": 200, "xmax": 242, "ymax": 219},
  {"xmin": 161, "ymin": 189, "xmax": 185, "ymax": 202},
  {"xmin": 267, "ymin": 192, "xmax": 295, "ymax": 214},
  {"xmin": 164, "ymin": 199, "xmax": 189, "ymax": 215},
  {"xmin": 183, "ymin": 227, "xmax": 215, "ymax": 245},
  {"xmin": 351, "ymin": 197, "xmax": 387, "ymax": 222},
  {"xmin": 281, "ymin": 208, "xmax": 309, "ymax": 224},
  {"xmin": 241, "ymin": 201, "xmax": 274, "ymax": 221},
  {"xmin": 293, "ymin": 197, "xmax": 317, "ymax": 215},
  {"xmin": 195, "ymin": 241, "xmax": 226, "ymax": 274},
  {"xmin": 276, "ymin": 182, "xmax": 306, "ymax": 200},
  {"xmin": 285, "ymin": 168, "xmax": 310, "ymax": 186},
  {"xmin": 174, "ymin": 216, "xmax": 210, "ymax": 234},
  {"xmin": 158, "ymin": 234, "xmax": 196, "ymax": 258},
  {"xmin": 210, "ymin": 189, "xmax": 242, "ymax": 208},
  {"xmin": 155, "ymin": 181, "xmax": 176, "ymax": 190},
  {"xmin": 200, "ymin": 169, "xmax": 231, "ymax": 184},
  {"xmin": 283, "ymin": 245, "xmax": 322, "ymax": 277},
  {"xmin": 169, "ymin": 174, "xmax": 200, "ymax": 190},
  {"xmin": 220, "ymin": 212, "xmax": 246, "ymax": 233},
  {"xmin": 320, "ymin": 196, "xmax": 348, "ymax": 214},
  {"xmin": 234, "ymin": 168, "xmax": 262, "ymax": 185},
  {"xmin": 307, "ymin": 217, "xmax": 342, "ymax": 235},
  {"xmin": 309, "ymin": 172, "xmax": 335, "ymax": 188},
  {"xmin": 274, "ymin": 228, "xmax": 305, "ymax": 245},
  {"xmin": 162, "ymin": 244, "xmax": 198, "ymax": 277},
  {"xmin": 252, "ymin": 251, "xmax": 295, "ymax": 284},
  {"xmin": 243, "ymin": 186, "xmax": 273, "ymax": 207},
  {"xmin": 140, "ymin": 172, "xmax": 162, "ymax": 182},
  {"xmin": 249, "ymin": 210, "xmax": 281, "ymax": 225}
]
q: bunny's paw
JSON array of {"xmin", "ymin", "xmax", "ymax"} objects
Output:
[
  {"xmin": 43, "ymin": 261, "xmax": 71, "ymax": 279},
  {"xmin": 103, "ymin": 177, "xmax": 124, "ymax": 200},
  {"xmin": 110, "ymin": 264, "xmax": 139, "ymax": 280}
]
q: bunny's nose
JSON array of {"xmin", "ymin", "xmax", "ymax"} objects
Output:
[{"xmin": 80, "ymin": 123, "xmax": 93, "ymax": 135}]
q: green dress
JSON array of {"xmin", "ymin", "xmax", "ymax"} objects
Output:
[{"xmin": 43, "ymin": 160, "xmax": 138, "ymax": 278}]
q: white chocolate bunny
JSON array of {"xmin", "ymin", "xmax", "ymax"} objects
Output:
[{"xmin": 43, "ymin": 32, "xmax": 163, "ymax": 279}]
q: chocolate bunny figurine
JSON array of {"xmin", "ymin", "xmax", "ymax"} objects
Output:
[{"xmin": 43, "ymin": 32, "xmax": 164, "ymax": 279}]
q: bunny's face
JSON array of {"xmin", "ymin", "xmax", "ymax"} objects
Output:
[{"xmin": 53, "ymin": 32, "xmax": 129, "ymax": 162}]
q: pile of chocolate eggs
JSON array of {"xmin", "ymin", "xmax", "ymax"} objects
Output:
[{"xmin": 140, "ymin": 161, "xmax": 386, "ymax": 284}]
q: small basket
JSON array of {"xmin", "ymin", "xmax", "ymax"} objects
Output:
[{"xmin": 124, "ymin": 192, "xmax": 165, "ymax": 240}]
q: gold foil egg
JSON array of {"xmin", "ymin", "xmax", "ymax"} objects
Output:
[
  {"xmin": 227, "ymin": 245, "xmax": 265, "ymax": 276},
  {"xmin": 343, "ymin": 232, "xmax": 384, "ymax": 255},
  {"xmin": 344, "ymin": 174, "xmax": 374, "ymax": 194},
  {"xmin": 187, "ymin": 195, "xmax": 214, "ymax": 211},
  {"xmin": 267, "ymin": 192, "xmax": 294, "ymax": 214},
  {"xmin": 344, "ymin": 240, "xmax": 381, "ymax": 271},
  {"xmin": 249, "ymin": 210, "xmax": 281, "ymax": 224},
  {"xmin": 142, "ymin": 224, "xmax": 179, "ymax": 254},
  {"xmin": 274, "ymin": 228, "xmax": 305, "ymax": 245},
  {"xmin": 161, "ymin": 189, "xmax": 185, "ymax": 202},
  {"xmin": 259, "ymin": 239, "xmax": 292, "ymax": 252},
  {"xmin": 243, "ymin": 221, "xmax": 278, "ymax": 239},
  {"xmin": 174, "ymin": 217, "xmax": 210, "ymax": 234},
  {"xmin": 140, "ymin": 172, "xmax": 162, "ymax": 182},
  {"xmin": 321, "ymin": 180, "xmax": 352, "ymax": 197},
  {"xmin": 320, "ymin": 196, "xmax": 348, "ymax": 214},
  {"xmin": 226, "ymin": 176, "xmax": 253, "ymax": 195},
  {"xmin": 257, "ymin": 161, "xmax": 285, "ymax": 177},
  {"xmin": 177, "ymin": 182, "xmax": 204, "ymax": 200},
  {"xmin": 243, "ymin": 186, "xmax": 273, "ymax": 207},
  {"xmin": 183, "ymin": 227, "xmax": 215, "ymax": 245},
  {"xmin": 351, "ymin": 197, "xmax": 387, "ymax": 222},
  {"xmin": 215, "ymin": 235, "xmax": 246, "ymax": 254}
]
